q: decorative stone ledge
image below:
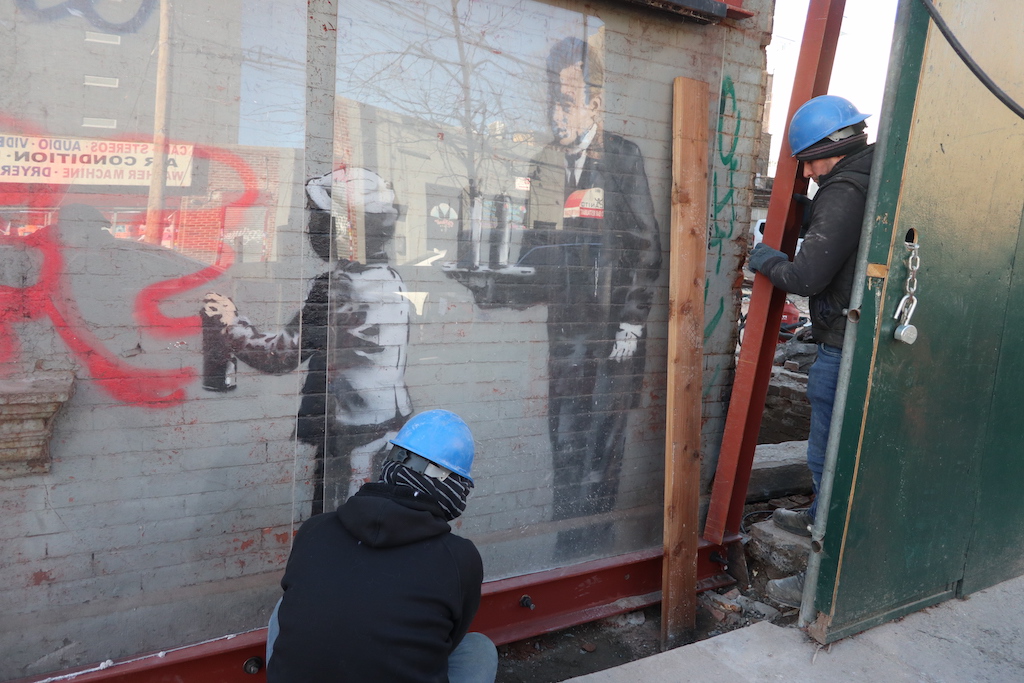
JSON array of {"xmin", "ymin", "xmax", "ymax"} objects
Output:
[{"xmin": 0, "ymin": 373, "xmax": 75, "ymax": 479}]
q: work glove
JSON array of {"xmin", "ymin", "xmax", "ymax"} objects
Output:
[{"xmin": 748, "ymin": 243, "xmax": 787, "ymax": 273}]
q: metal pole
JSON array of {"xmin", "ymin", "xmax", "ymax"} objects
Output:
[{"xmin": 144, "ymin": 0, "xmax": 172, "ymax": 245}]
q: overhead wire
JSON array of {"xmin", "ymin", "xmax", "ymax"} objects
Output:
[{"xmin": 918, "ymin": 0, "xmax": 1024, "ymax": 120}]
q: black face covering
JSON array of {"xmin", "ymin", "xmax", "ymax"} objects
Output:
[
  {"xmin": 795, "ymin": 121, "xmax": 869, "ymax": 161},
  {"xmin": 795, "ymin": 132, "xmax": 868, "ymax": 161},
  {"xmin": 379, "ymin": 460, "xmax": 471, "ymax": 521}
]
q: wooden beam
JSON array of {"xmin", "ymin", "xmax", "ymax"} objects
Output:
[{"xmin": 661, "ymin": 76, "xmax": 709, "ymax": 650}]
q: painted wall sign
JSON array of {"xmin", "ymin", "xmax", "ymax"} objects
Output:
[{"xmin": 0, "ymin": 134, "xmax": 193, "ymax": 186}]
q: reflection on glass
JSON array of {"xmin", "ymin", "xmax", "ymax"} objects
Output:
[{"xmin": 332, "ymin": 0, "xmax": 666, "ymax": 570}]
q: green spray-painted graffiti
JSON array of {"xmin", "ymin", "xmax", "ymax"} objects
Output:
[
  {"xmin": 702, "ymin": 76, "xmax": 741, "ymax": 397},
  {"xmin": 704, "ymin": 75, "xmax": 741, "ymax": 340}
]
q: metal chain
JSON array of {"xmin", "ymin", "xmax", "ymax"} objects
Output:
[
  {"xmin": 904, "ymin": 242, "xmax": 920, "ymax": 307},
  {"xmin": 893, "ymin": 241, "xmax": 921, "ymax": 344}
]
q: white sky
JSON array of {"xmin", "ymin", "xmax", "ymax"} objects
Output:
[{"xmin": 767, "ymin": 0, "xmax": 900, "ymax": 174}]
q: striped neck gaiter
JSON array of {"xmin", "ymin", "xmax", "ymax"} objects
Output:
[{"xmin": 379, "ymin": 460, "xmax": 471, "ymax": 521}]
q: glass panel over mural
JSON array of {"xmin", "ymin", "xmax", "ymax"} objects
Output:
[
  {"xmin": 312, "ymin": 0, "xmax": 669, "ymax": 575},
  {"xmin": 1, "ymin": 0, "xmax": 760, "ymax": 673}
]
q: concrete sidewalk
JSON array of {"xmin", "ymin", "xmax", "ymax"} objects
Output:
[{"xmin": 567, "ymin": 573, "xmax": 1024, "ymax": 682}]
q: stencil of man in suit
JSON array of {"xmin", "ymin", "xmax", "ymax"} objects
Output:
[{"xmin": 450, "ymin": 36, "xmax": 662, "ymax": 556}]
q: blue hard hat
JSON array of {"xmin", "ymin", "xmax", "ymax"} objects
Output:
[
  {"xmin": 788, "ymin": 95, "xmax": 870, "ymax": 156},
  {"xmin": 390, "ymin": 410, "xmax": 475, "ymax": 482}
]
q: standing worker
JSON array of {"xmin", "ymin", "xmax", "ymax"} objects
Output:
[
  {"xmin": 747, "ymin": 95, "xmax": 874, "ymax": 608},
  {"xmin": 265, "ymin": 409, "xmax": 498, "ymax": 683}
]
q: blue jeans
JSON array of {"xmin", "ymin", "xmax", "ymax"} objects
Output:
[
  {"xmin": 447, "ymin": 632, "xmax": 499, "ymax": 683},
  {"xmin": 805, "ymin": 343, "xmax": 842, "ymax": 519},
  {"xmin": 266, "ymin": 599, "xmax": 498, "ymax": 683},
  {"xmin": 266, "ymin": 598, "xmax": 281, "ymax": 664}
]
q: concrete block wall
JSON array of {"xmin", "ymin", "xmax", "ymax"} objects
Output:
[{"xmin": 0, "ymin": 0, "xmax": 773, "ymax": 678}]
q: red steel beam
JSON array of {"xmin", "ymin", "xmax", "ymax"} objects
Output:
[
  {"xmin": 12, "ymin": 630, "xmax": 270, "ymax": 683},
  {"xmin": 13, "ymin": 539, "xmax": 740, "ymax": 683},
  {"xmin": 703, "ymin": 0, "xmax": 847, "ymax": 545},
  {"xmin": 476, "ymin": 539, "xmax": 735, "ymax": 645},
  {"xmin": 723, "ymin": 1, "xmax": 754, "ymax": 20}
]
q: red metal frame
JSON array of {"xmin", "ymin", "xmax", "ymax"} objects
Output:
[
  {"xmin": 723, "ymin": 1, "xmax": 754, "ymax": 20},
  {"xmin": 13, "ymin": 539, "xmax": 739, "ymax": 683},
  {"xmin": 703, "ymin": 0, "xmax": 847, "ymax": 545},
  {"xmin": 13, "ymin": 630, "xmax": 269, "ymax": 683},
  {"xmin": 476, "ymin": 539, "xmax": 735, "ymax": 645}
]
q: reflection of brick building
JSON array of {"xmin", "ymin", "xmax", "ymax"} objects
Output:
[
  {"xmin": 0, "ymin": 142, "xmax": 287, "ymax": 265},
  {"xmin": 1, "ymin": 2, "xmax": 244, "ymax": 144},
  {"xmin": 174, "ymin": 146, "xmax": 283, "ymax": 264}
]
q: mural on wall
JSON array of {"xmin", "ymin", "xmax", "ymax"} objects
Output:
[
  {"xmin": 3, "ymin": 0, "xmax": 690, "ymax": 575},
  {"xmin": 446, "ymin": 37, "xmax": 663, "ymax": 557},
  {"xmin": 322, "ymin": 0, "xmax": 680, "ymax": 566},
  {"xmin": 203, "ymin": 167, "xmax": 412, "ymax": 514}
]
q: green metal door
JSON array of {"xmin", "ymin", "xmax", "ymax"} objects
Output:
[{"xmin": 806, "ymin": 0, "xmax": 1024, "ymax": 642}]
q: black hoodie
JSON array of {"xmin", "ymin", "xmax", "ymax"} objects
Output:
[
  {"xmin": 759, "ymin": 145, "xmax": 874, "ymax": 348},
  {"xmin": 267, "ymin": 483, "xmax": 483, "ymax": 683}
]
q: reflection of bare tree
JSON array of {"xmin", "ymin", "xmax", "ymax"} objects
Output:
[{"xmin": 338, "ymin": 0, "xmax": 544, "ymax": 251}]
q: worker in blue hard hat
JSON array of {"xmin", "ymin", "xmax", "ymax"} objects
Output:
[
  {"xmin": 265, "ymin": 409, "xmax": 497, "ymax": 683},
  {"xmin": 747, "ymin": 95, "xmax": 874, "ymax": 609}
]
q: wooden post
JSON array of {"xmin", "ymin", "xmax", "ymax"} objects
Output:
[
  {"xmin": 144, "ymin": 0, "xmax": 172, "ymax": 245},
  {"xmin": 661, "ymin": 76, "xmax": 709, "ymax": 650}
]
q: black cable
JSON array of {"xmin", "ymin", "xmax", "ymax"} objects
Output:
[
  {"xmin": 740, "ymin": 508, "xmax": 773, "ymax": 534},
  {"xmin": 918, "ymin": 0, "xmax": 1024, "ymax": 120}
]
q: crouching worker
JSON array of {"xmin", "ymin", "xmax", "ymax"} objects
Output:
[{"xmin": 266, "ymin": 409, "xmax": 498, "ymax": 683}]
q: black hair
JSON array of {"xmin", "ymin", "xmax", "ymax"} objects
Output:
[{"xmin": 546, "ymin": 36, "xmax": 604, "ymax": 101}]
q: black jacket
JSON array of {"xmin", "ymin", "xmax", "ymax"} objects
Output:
[
  {"xmin": 760, "ymin": 145, "xmax": 874, "ymax": 347},
  {"xmin": 267, "ymin": 483, "xmax": 483, "ymax": 683}
]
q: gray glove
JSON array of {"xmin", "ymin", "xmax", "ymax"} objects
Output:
[{"xmin": 748, "ymin": 243, "xmax": 787, "ymax": 273}]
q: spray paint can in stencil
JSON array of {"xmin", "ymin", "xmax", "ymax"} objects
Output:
[{"xmin": 201, "ymin": 309, "xmax": 237, "ymax": 391}]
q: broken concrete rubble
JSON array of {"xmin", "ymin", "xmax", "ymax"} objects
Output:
[
  {"xmin": 747, "ymin": 519, "xmax": 811, "ymax": 577},
  {"xmin": 697, "ymin": 581, "xmax": 787, "ymax": 632}
]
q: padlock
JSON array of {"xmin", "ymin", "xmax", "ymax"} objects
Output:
[
  {"xmin": 893, "ymin": 294, "xmax": 918, "ymax": 345},
  {"xmin": 894, "ymin": 323, "xmax": 918, "ymax": 345}
]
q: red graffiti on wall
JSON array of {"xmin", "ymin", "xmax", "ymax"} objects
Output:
[{"xmin": 0, "ymin": 119, "xmax": 259, "ymax": 406}]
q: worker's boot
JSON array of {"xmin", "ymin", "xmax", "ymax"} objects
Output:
[
  {"xmin": 772, "ymin": 507, "xmax": 813, "ymax": 537},
  {"xmin": 766, "ymin": 571, "xmax": 805, "ymax": 608}
]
